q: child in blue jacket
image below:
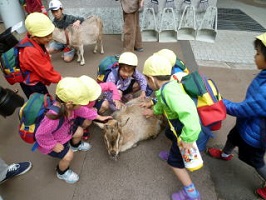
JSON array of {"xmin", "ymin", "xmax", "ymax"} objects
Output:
[{"xmin": 208, "ymin": 32, "xmax": 266, "ymax": 199}]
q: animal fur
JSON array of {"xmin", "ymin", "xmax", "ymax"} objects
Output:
[
  {"xmin": 52, "ymin": 15, "xmax": 104, "ymax": 65},
  {"xmin": 94, "ymin": 98, "xmax": 165, "ymax": 160}
]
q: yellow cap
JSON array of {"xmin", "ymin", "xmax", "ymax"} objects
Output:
[
  {"xmin": 118, "ymin": 52, "xmax": 138, "ymax": 66},
  {"xmin": 257, "ymin": 33, "xmax": 266, "ymax": 47},
  {"xmin": 156, "ymin": 49, "xmax": 176, "ymax": 67},
  {"xmin": 25, "ymin": 12, "xmax": 55, "ymax": 37},
  {"xmin": 143, "ymin": 54, "xmax": 172, "ymax": 76},
  {"xmin": 56, "ymin": 76, "xmax": 102, "ymax": 105}
]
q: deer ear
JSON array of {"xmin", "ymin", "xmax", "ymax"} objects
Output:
[{"xmin": 93, "ymin": 121, "xmax": 105, "ymax": 129}]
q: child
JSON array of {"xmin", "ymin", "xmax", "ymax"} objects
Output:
[
  {"xmin": 104, "ymin": 52, "xmax": 149, "ymax": 110},
  {"xmin": 35, "ymin": 75, "xmax": 112, "ymax": 184},
  {"xmin": 19, "ymin": 12, "xmax": 62, "ymax": 98},
  {"xmin": 82, "ymin": 81, "xmax": 123, "ymax": 140},
  {"xmin": 47, "ymin": 0, "xmax": 84, "ymax": 62},
  {"xmin": 141, "ymin": 54, "xmax": 202, "ymax": 200},
  {"xmin": 207, "ymin": 32, "xmax": 266, "ymax": 199}
]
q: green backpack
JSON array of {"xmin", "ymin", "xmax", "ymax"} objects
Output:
[
  {"xmin": 18, "ymin": 93, "xmax": 64, "ymax": 146},
  {"xmin": 97, "ymin": 55, "xmax": 119, "ymax": 83}
]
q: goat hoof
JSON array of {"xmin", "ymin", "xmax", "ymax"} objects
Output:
[
  {"xmin": 101, "ymin": 51, "xmax": 104, "ymax": 54},
  {"xmin": 80, "ymin": 62, "xmax": 85, "ymax": 66}
]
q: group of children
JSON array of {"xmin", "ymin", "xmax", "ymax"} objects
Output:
[{"xmin": 11, "ymin": 1, "xmax": 266, "ymax": 199}]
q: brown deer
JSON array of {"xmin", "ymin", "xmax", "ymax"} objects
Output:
[
  {"xmin": 94, "ymin": 98, "xmax": 165, "ymax": 160},
  {"xmin": 52, "ymin": 15, "xmax": 104, "ymax": 65}
]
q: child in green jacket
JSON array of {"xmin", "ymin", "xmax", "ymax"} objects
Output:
[{"xmin": 142, "ymin": 54, "xmax": 202, "ymax": 200}]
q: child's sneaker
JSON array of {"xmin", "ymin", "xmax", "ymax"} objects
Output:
[
  {"xmin": 57, "ymin": 169, "xmax": 79, "ymax": 184},
  {"xmin": 82, "ymin": 129, "xmax": 90, "ymax": 140},
  {"xmin": 172, "ymin": 189, "xmax": 201, "ymax": 200},
  {"xmin": 158, "ymin": 150, "xmax": 169, "ymax": 161},
  {"xmin": 256, "ymin": 186, "xmax": 266, "ymax": 199},
  {"xmin": 0, "ymin": 162, "xmax": 32, "ymax": 184},
  {"xmin": 71, "ymin": 141, "xmax": 92, "ymax": 152},
  {"xmin": 207, "ymin": 148, "xmax": 233, "ymax": 161}
]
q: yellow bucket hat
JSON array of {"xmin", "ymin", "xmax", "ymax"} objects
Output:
[
  {"xmin": 143, "ymin": 54, "xmax": 172, "ymax": 76},
  {"xmin": 25, "ymin": 12, "xmax": 55, "ymax": 37},
  {"xmin": 56, "ymin": 76, "xmax": 102, "ymax": 105},
  {"xmin": 257, "ymin": 33, "xmax": 266, "ymax": 47},
  {"xmin": 155, "ymin": 49, "xmax": 176, "ymax": 67}
]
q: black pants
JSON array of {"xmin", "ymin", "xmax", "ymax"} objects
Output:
[{"xmin": 20, "ymin": 82, "xmax": 49, "ymax": 99}]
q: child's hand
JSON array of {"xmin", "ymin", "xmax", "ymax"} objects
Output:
[
  {"xmin": 53, "ymin": 143, "xmax": 64, "ymax": 153},
  {"xmin": 72, "ymin": 20, "xmax": 81, "ymax": 28},
  {"xmin": 114, "ymin": 100, "xmax": 124, "ymax": 110},
  {"xmin": 139, "ymin": 100, "xmax": 153, "ymax": 108},
  {"xmin": 96, "ymin": 115, "xmax": 113, "ymax": 122},
  {"xmin": 142, "ymin": 108, "xmax": 154, "ymax": 118},
  {"xmin": 138, "ymin": 91, "xmax": 146, "ymax": 99},
  {"xmin": 179, "ymin": 140, "xmax": 194, "ymax": 155}
]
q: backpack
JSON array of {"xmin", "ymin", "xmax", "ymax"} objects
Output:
[
  {"xmin": 172, "ymin": 58, "xmax": 189, "ymax": 75},
  {"xmin": 161, "ymin": 70, "xmax": 226, "ymax": 131},
  {"xmin": 18, "ymin": 93, "xmax": 64, "ymax": 145},
  {"xmin": 0, "ymin": 41, "xmax": 32, "ymax": 85},
  {"xmin": 96, "ymin": 55, "xmax": 119, "ymax": 83}
]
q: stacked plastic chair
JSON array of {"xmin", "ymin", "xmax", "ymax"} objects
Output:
[
  {"xmin": 177, "ymin": 4, "xmax": 197, "ymax": 40},
  {"xmin": 196, "ymin": 6, "xmax": 217, "ymax": 43},
  {"xmin": 158, "ymin": 6, "xmax": 178, "ymax": 42},
  {"xmin": 141, "ymin": 7, "xmax": 159, "ymax": 42}
]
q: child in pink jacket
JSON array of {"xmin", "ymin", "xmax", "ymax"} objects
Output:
[{"xmin": 35, "ymin": 76, "xmax": 112, "ymax": 184}]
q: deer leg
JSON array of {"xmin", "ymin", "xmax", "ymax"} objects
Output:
[
  {"xmin": 93, "ymin": 43, "xmax": 98, "ymax": 54},
  {"xmin": 79, "ymin": 45, "xmax": 85, "ymax": 66},
  {"xmin": 76, "ymin": 48, "xmax": 81, "ymax": 63},
  {"xmin": 99, "ymin": 38, "xmax": 104, "ymax": 54}
]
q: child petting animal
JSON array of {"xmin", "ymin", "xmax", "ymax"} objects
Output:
[
  {"xmin": 47, "ymin": 0, "xmax": 84, "ymax": 62},
  {"xmin": 35, "ymin": 76, "xmax": 112, "ymax": 184},
  {"xmin": 142, "ymin": 54, "xmax": 202, "ymax": 200},
  {"xmin": 104, "ymin": 52, "xmax": 150, "ymax": 110}
]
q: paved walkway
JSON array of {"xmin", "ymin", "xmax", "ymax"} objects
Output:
[{"xmin": 193, "ymin": 0, "xmax": 266, "ymax": 70}]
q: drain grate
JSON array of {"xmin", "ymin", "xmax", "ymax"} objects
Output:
[{"xmin": 218, "ymin": 8, "xmax": 266, "ymax": 32}]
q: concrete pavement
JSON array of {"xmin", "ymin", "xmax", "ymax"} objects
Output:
[{"xmin": 0, "ymin": 0, "xmax": 266, "ymax": 199}]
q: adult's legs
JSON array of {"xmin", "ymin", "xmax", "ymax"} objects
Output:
[
  {"xmin": 123, "ymin": 12, "xmax": 136, "ymax": 52},
  {"xmin": 134, "ymin": 11, "xmax": 143, "ymax": 50}
]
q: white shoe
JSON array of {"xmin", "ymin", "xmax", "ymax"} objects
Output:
[
  {"xmin": 57, "ymin": 169, "xmax": 79, "ymax": 184},
  {"xmin": 71, "ymin": 141, "xmax": 92, "ymax": 152}
]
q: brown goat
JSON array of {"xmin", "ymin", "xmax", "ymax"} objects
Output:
[
  {"xmin": 52, "ymin": 15, "xmax": 104, "ymax": 65},
  {"xmin": 94, "ymin": 98, "xmax": 165, "ymax": 160}
]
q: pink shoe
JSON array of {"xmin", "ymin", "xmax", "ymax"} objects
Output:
[
  {"xmin": 172, "ymin": 189, "xmax": 201, "ymax": 200},
  {"xmin": 158, "ymin": 150, "xmax": 169, "ymax": 161}
]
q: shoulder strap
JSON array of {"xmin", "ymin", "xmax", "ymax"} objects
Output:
[
  {"xmin": 16, "ymin": 41, "xmax": 33, "ymax": 48},
  {"xmin": 49, "ymin": 105, "xmax": 65, "ymax": 133},
  {"xmin": 160, "ymin": 81, "xmax": 171, "ymax": 107}
]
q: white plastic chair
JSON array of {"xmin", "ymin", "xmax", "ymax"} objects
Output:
[
  {"xmin": 196, "ymin": 6, "xmax": 217, "ymax": 43},
  {"xmin": 177, "ymin": 5, "xmax": 196, "ymax": 40},
  {"xmin": 141, "ymin": 8, "xmax": 159, "ymax": 42},
  {"xmin": 158, "ymin": 7, "xmax": 178, "ymax": 43}
]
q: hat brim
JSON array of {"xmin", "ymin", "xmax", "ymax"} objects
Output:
[{"xmin": 48, "ymin": 7, "xmax": 60, "ymax": 11}]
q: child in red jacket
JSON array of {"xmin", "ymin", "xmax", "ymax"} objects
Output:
[{"xmin": 19, "ymin": 12, "xmax": 62, "ymax": 98}]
